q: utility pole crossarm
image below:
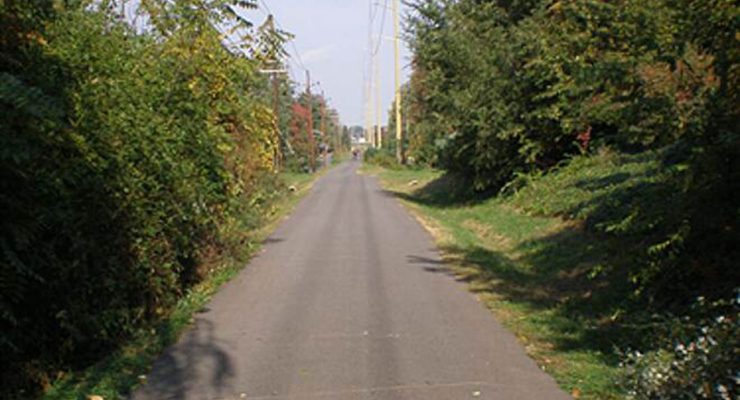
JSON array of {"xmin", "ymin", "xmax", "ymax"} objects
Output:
[{"xmin": 259, "ymin": 69, "xmax": 288, "ymax": 74}]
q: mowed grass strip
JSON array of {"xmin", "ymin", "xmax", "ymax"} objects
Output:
[
  {"xmin": 41, "ymin": 171, "xmax": 322, "ymax": 400},
  {"xmin": 361, "ymin": 151, "xmax": 661, "ymax": 399}
]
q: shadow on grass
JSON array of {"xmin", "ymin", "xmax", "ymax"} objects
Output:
[
  {"xmin": 390, "ymin": 168, "xmax": 674, "ymax": 359},
  {"xmin": 390, "ymin": 173, "xmax": 496, "ymax": 207},
  {"xmin": 389, "ymin": 154, "xmax": 740, "ymax": 373},
  {"xmin": 424, "ymin": 233, "xmax": 635, "ymax": 360}
]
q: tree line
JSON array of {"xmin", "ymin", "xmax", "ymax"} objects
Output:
[
  {"xmin": 0, "ymin": 0, "xmax": 342, "ymax": 395},
  {"xmin": 407, "ymin": 0, "xmax": 737, "ymax": 186},
  {"xmin": 405, "ymin": 0, "xmax": 739, "ymax": 298}
]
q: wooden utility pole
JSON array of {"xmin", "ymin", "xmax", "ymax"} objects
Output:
[
  {"xmin": 393, "ymin": 0, "xmax": 404, "ymax": 164},
  {"xmin": 306, "ymin": 70, "xmax": 315, "ymax": 172},
  {"xmin": 272, "ymin": 75, "xmax": 281, "ymax": 169},
  {"xmin": 364, "ymin": 76, "xmax": 372, "ymax": 146},
  {"xmin": 269, "ymin": 16, "xmax": 281, "ymax": 170},
  {"xmin": 365, "ymin": 79, "xmax": 373, "ymax": 147},
  {"xmin": 260, "ymin": 67, "xmax": 288, "ymax": 169},
  {"xmin": 321, "ymin": 92, "xmax": 328, "ymax": 169},
  {"xmin": 258, "ymin": 15, "xmax": 288, "ymax": 171},
  {"xmin": 365, "ymin": 1, "xmax": 374, "ymax": 147},
  {"xmin": 334, "ymin": 116, "xmax": 341, "ymax": 154},
  {"xmin": 375, "ymin": 47, "xmax": 382, "ymax": 149}
]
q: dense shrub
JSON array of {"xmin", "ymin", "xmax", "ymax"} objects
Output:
[
  {"xmin": 0, "ymin": 0, "xmax": 278, "ymax": 394},
  {"xmin": 623, "ymin": 292, "xmax": 740, "ymax": 399},
  {"xmin": 406, "ymin": 0, "xmax": 738, "ymax": 189}
]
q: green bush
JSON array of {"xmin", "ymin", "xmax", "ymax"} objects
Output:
[
  {"xmin": 363, "ymin": 148, "xmax": 402, "ymax": 169},
  {"xmin": 407, "ymin": 0, "xmax": 738, "ymax": 189}
]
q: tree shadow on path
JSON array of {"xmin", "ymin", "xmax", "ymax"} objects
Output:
[{"xmin": 130, "ymin": 318, "xmax": 235, "ymax": 400}]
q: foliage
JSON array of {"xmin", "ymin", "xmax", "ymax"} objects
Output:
[
  {"xmin": 504, "ymin": 149, "xmax": 739, "ymax": 397},
  {"xmin": 283, "ymin": 92, "xmax": 341, "ymax": 172},
  {"xmin": 367, "ymin": 163, "xmax": 624, "ymax": 398},
  {"xmin": 622, "ymin": 292, "xmax": 740, "ymax": 400},
  {"xmin": 406, "ymin": 0, "xmax": 739, "ymax": 393},
  {"xmin": 382, "ymin": 83, "xmax": 412, "ymax": 163},
  {"xmin": 363, "ymin": 148, "xmax": 403, "ymax": 170},
  {"xmin": 368, "ymin": 150, "xmax": 738, "ymax": 398},
  {"xmin": 406, "ymin": 0, "xmax": 739, "ymax": 186},
  {"xmin": 0, "ymin": 0, "xmax": 299, "ymax": 396},
  {"xmin": 38, "ymin": 171, "xmax": 318, "ymax": 400},
  {"xmin": 287, "ymin": 102, "xmax": 314, "ymax": 172}
]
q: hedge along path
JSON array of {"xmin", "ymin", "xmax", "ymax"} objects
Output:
[{"xmin": 1, "ymin": 1, "xmax": 283, "ymax": 396}]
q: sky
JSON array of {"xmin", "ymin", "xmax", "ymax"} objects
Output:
[{"xmin": 251, "ymin": 1, "xmax": 413, "ymax": 127}]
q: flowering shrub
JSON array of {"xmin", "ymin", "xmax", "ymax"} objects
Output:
[{"xmin": 623, "ymin": 291, "xmax": 740, "ymax": 399}]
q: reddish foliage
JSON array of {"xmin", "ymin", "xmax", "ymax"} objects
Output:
[{"xmin": 576, "ymin": 125, "xmax": 592, "ymax": 152}]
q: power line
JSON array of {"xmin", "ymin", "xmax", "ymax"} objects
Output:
[
  {"xmin": 257, "ymin": 0, "xmax": 307, "ymax": 71},
  {"xmin": 373, "ymin": 0, "xmax": 389, "ymax": 56},
  {"xmin": 369, "ymin": 0, "xmax": 381, "ymax": 25}
]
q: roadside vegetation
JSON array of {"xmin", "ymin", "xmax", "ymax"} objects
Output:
[
  {"xmin": 39, "ymin": 171, "xmax": 320, "ymax": 400},
  {"xmin": 364, "ymin": 149, "xmax": 738, "ymax": 399},
  {"xmin": 0, "ymin": 1, "xmax": 347, "ymax": 398},
  {"xmin": 367, "ymin": 0, "xmax": 738, "ymax": 398}
]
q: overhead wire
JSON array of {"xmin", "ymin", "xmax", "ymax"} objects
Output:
[
  {"xmin": 369, "ymin": 0, "xmax": 381, "ymax": 25},
  {"xmin": 372, "ymin": 0, "xmax": 389, "ymax": 56},
  {"xmin": 361, "ymin": 0, "xmax": 372, "ymax": 133},
  {"xmin": 257, "ymin": 0, "xmax": 307, "ymax": 72},
  {"xmin": 249, "ymin": 4, "xmax": 300, "ymax": 83}
]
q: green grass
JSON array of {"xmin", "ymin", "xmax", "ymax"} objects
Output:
[
  {"xmin": 41, "ymin": 171, "xmax": 322, "ymax": 400},
  {"xmin": 330, "ymin": 150, "xmax": 349, "ymax": 166},
  {"xmin": 361, "ymin": 151, "xmax": 665, "ymax": 399}
]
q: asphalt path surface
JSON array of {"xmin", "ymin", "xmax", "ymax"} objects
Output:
[{"xmin": 132, "ymin": 161, "xmax": 571, "ymax": 400}]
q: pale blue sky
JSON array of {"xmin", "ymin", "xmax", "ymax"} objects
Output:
[{"xmin": 253, "ymin": 1, "xmax": 412, "ymax": 127}]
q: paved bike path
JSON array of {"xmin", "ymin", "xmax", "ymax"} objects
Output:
[{"xmin": 132, "ymin": 161, "xmax": 571, "ymax": 399}]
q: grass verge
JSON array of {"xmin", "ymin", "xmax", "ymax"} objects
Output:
[
  {"xmin": 40, "ymin": 171, "xmax": 322, "ymax": 400},
  {"xmin": 360, "ymin": 152, "xmax": 665, "ymax": 399}
]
